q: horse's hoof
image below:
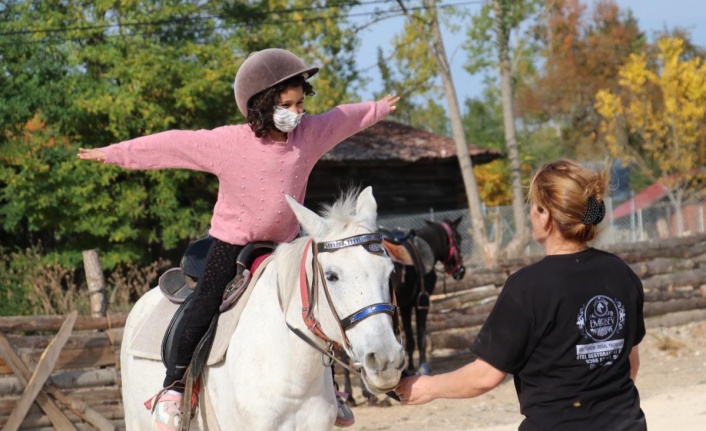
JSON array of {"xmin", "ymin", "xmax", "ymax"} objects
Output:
[
  {"xmin": 377, "ymin": 398, "xmax": 393, "ymax": 407},
  {"xmin": 417, "ymin": 363, "xmax": 431, "ymax": 375}
]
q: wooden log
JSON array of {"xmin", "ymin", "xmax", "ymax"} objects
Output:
[
  {"xmin": 429, "ymin": 326, "xmax": 481, "ymax": 352},
  {"xmin": 427, "ymin": 310, "xmax": 491, "ymax": 333},
  {"xmin": 644, "ymin": 297, "xmax": 706, "ymax": 317},
  {"xmin": 5, "ymin": 329, "xmax": 123, "ymax": 351},
  {"xmin": 0, "ymin": 313, "xmax": 127, "ymax": 333},
  {"xmin": 83, "ymin": 250, "xmax": 107, "ymax": 318},
  {"xmin": 0, "ymin": 368, "xmax": 120, "ymax": 396},
  {"xmin": 428, "ymin": 301, "xmax": 495, "ymax": 321},
  {"xmin": 0, "ymin": 335, "xmax": 76, "ymax": 430},
  {"xmin": 4, "ymin": 311, "xmax": 76, "ymax": 431},
  {"xmin": 605, "ymin": 233, "xmax": 706, "ymax": 263},
  {"xmin": 642, "ymin": 268, "xmax": 706, "ymax": 291},
  {"xmin": 1, "ymin": 344, "xmax": 119, "ymax": 377},
  {"xmin": 645, "ymin": 308, "xmax": 706, "ymax": 329},
  {"xmin": 431, "ymin": 286, "xmax": 500, "ymax": 310},
  {"xmin": 644, "ymin": 289, "xmax": 700, "ymax": 302},
  {"xmin": 629, "ymin": 256, "xmax": 699, "ymax": 278},
  {"xmin": 19, "ymin": 345, "xmax": 117, "ymax": 373}
]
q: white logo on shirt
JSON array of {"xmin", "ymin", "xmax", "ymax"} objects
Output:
[{"xmin": 575, "ymin": 295, "xmax": 626, "ymax": 368}]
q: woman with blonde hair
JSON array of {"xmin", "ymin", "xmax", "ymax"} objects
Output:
[{"xmin": 396, "ymin": 159, "xmax": 646, "ymax": 431}]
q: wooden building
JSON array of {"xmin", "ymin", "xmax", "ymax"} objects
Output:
[{"xmin": 305, "ymin": 121, "xmax": 503, "ymax": 215}]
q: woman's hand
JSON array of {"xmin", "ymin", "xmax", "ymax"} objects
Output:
[
  {"xmin": 379, "ymin": 93, "xmax": 401, "ymax": 112},
  {"xmin": 77, "ymin": 148, "xmax": 106, "ymax": 163},
  {"xmin": 394, "ymin": 375, "xmax": 434, "ymax": 405}
]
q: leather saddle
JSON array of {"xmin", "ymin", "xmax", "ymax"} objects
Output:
[
  {"xmin": 158, "ymin": 236, "xmax": 276, "ymax": 306},
  {"xmin": 380, "ymin": 228, "xmax": 435, "ymax": 275},
  {"xmin": 158, "ymin": 238, "xmax": 276, "ymax": 370}
]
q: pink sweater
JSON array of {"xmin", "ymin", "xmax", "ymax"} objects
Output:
[{"xmin": 101, "ymin": 101, "xmax": 390, "ymax": 245}]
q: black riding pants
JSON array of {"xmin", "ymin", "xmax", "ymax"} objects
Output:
[{"xmin": 163, "ymin": 238, "xmax": 242, "ymax": 389}]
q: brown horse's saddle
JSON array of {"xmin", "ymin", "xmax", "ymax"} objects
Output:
[
  {"xmin": 159, "ymin": 239, "xmax": 276, "ymax": 310},
  {"xmin": 381, "ymin": 228, "xmax": 435, "ymax": 275}
]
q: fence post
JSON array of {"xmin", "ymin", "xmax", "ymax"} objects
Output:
[
  {"xmin": 630, "ymin": 191, "xmax": 636, "ymax": 242},
  {"xmin": 82, "ymin": 250, "xmax": 107, "ymax": 318}
]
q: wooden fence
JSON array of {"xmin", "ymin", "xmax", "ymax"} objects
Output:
[
  {"xmin": 426, "ymin": 233, "xmax": 706, "ymax": 352},
  {"xmin": 0, "ymin": 313, "xmax": 127, "ymax": 430},
  {"xmin": 0, "ymin": 234, "xmax": 704, "ymax": 430}
]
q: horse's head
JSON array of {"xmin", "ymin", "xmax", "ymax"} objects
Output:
[
  {"xmin": 434, "ymin": 216, "xmax": 466, "ymax": 280},
  {"xmin": 284, "ymin": 187, "xmax": 405, "ymax": 394}
]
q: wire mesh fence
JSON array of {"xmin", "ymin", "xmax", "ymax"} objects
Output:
[{"xmin": 378, "ymin": 197, "xmax": 706, "ymax": 267}]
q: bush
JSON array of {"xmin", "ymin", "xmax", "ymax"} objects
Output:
[{"xmin": 0, "ymin": 245, "xmax": 172, "ymax": 316}]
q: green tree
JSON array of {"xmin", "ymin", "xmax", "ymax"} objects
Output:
[
  {"xmin": 464, "ymin": 0, "xmax": 542, "ymax": 258},
  {"xmin": 1, "ymin": 0, "xmax": 362, "ymax": 267}
]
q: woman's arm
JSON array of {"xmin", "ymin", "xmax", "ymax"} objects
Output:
[
  {"xmin": 629, "ymin": 346, "xmax": 640, "ymax": 381},
  {"xmin": 395, "ymin": 358, "xmax": 507, "ymax": 405}
]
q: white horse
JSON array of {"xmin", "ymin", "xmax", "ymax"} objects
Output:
[{"xmin": 121, "ymin": 187, "xmax": 406, "ymax": 430}]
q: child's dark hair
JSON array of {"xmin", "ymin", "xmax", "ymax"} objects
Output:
[{"xmin": 247, "ymin": 75, "xmax": 315, "ymax": 137}]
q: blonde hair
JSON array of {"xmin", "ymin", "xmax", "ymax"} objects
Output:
[{"xmin": 528, "ymin": 159, "xmax": 610, "ymax": 243}]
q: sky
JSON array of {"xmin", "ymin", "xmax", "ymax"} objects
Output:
[{"xmin": 352, "ymin": 0, "xmax": 706, "ymax": 103}]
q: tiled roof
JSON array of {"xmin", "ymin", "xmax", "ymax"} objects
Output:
[
  {"xmin": 612, "ymin": 181, "xmax": 668, "ymax": 220},
  {"xmin": 320, "ymin": 121, "xmax": 503, "ymax": 163}
]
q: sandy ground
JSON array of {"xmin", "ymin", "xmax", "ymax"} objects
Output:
[{"xmin": 341, "ymin": 320, "xmax": 706, "ymax": 431}]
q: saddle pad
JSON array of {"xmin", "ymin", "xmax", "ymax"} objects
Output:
[
  {"xmin": 413, "ymin": 237, "xmax": 435, "ymax": 275},
  {"xmin": 126, "ymin": 255, "xmax": 273, "ymax": 366}
]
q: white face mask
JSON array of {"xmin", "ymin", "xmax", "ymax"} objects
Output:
[{"xmin": 273, "ymin": 107, "xmax": 303, "ymax": 133}]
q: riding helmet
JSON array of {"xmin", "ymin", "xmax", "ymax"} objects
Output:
[{"xmin": 234, "ymin": 48, "xmax": 319, "ymax": 118}]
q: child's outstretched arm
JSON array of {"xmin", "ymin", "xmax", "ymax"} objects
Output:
[
  {"xmin": 77, "ymin": 148, "xmax": 107, "ymax": 163},
  {"xmin": 378, "ymin": 94, "xmax": 400, "ymax": 111}
]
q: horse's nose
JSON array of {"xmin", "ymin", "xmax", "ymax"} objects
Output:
[
  {"xmin": 454, "ymin": 265, "xmax": 466, "ymax": 280},
  {"xmin": 364, "ymin": 352, "xmax": 384, "ymax": 371},
  {"xmin": 364, "ymin": 346, "xmax": 406, "ymax": 372}
]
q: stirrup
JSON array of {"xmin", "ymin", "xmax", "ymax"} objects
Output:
[{"xmin": 335, "ymin": 390, "xmax": 355, "ymax": 427}]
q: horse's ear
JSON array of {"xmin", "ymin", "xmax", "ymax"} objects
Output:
[
  {"xmin": 451, "ymin": 215, "xmax": 463, "ymax": 229},
  {"xmin": 355, "ymin": 186, "xmax": 378, "ymax": 226},
  {"xmin": 424, "ymin": 220, "xmax": 433, "ymax": 226},
  {"xmin": 285, "ymin": 195, "xmax": 325, "ymax": 237}
]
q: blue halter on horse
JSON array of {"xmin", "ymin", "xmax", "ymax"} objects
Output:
[{"xmin": 384, "ymin": 216, "xmax": 466, "ymax": 375}]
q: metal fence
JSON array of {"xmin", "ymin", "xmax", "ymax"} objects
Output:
[{"xmin": 378, "ymin": 197, "xmax": 706, "ymax": 266}]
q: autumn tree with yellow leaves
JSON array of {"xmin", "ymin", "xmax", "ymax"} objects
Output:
[{"xmin": 595, "ymin": 37, "xmax": 706, "ymax": 235}]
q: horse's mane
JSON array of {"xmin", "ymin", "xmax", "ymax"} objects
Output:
[{"xmin": 275, "ymin": 189, "xmax": 376, "ymax": 300}]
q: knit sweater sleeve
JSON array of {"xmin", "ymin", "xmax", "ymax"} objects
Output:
[
  {"xmin": 100, "ymin": 128, "xmax": 235, "ymax": 175},
  {"xmin": 299, "ymin": 100, "xmax": 390, "ymax": 156}
]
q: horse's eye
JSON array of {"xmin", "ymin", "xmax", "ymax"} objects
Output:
[{"xmin": 325, "ymin": 272, "xmax": 339, "ymax": 282}]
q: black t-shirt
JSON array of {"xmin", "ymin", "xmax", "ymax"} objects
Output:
[{"xmin": 471, "ymin": 248, "xmax": 646, "ymax": 431}]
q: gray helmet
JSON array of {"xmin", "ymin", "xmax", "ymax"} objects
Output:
[{"xmin": 234, "ymin": 48, "xmax": 319, "ymax": 118}]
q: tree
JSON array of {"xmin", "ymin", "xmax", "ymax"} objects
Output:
[
  {"xmin": 517, "ymin": 0, "xmax": 645, "ymax": 157},
  {"xmin": 464, "ymin": 0, "xmax": 542, "ymax": 259},
  {"xmin": 595, "ymin": 37, "xmax": 706, "ymax": 235},
  {"xmin": 0, "ymin": 0, "xmax": 362, "ymax": 267}
]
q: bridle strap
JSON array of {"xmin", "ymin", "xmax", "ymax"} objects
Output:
[
  {"xmin": 299, "ymin": 239, "xmax": 339, "ymax": 345},
  {"xmin": 440, "ymin": 221, "xmax": 461, "ymax": 275},
  {"xmin": 340, "ymin": 303, "xmax": 397, "ymax": 330}
]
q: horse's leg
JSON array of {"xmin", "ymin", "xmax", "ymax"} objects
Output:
[
  {"xmin": 414, "ymin": 306, "xmax": 431, "ymax": 375},
  {"xmin": 399, "ymin": 303, "xmax": 415, "ymax": 373},
  {"xmin": 416, "ymin": 271, "xmax": 437, "ymax": 375}
]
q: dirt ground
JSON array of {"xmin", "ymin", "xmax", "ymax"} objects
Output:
[{"xmin": 342, "ymin": 320, "xmax": 706, "ymax": 431}]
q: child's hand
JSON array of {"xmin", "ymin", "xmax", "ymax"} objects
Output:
[
  {"xmin": 379, "ymin": 94, "xmax": 400, "ymax": 112},
  {"xmin": 77, "ymin": 148, "xmax": 106, "ymax": 163}
]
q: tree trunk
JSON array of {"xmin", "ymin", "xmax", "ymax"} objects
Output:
[
  {"xmin": 493, "ymin": 0, "xmax": 530, "ymax": 259},
  {"xmin": 82, "ymin": 250, "xmax": 106, "ymax": 318},
  {"xmin": 422, "ymin": 0, "xmax": 494, "ymax": 263}
]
